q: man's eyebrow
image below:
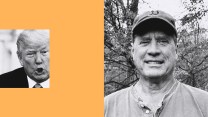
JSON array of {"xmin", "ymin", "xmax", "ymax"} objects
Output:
[
  {"xmin": 41, "ymin": 47, "xmax": 49, "ymax": 50},
  {"xmin": 25, "ymin": 49, "xmax": 34, "ymax": 51},
  {"xmin": 154, "ymin": 34, "xmax": 168, "ymax": 38},
  {"xmin": 26, "ymin": 50, "xmax": 35, "ymax": 52},
  {"xmin": 141, "ymin": 36, "xmax": 151, "ymax": 40}
]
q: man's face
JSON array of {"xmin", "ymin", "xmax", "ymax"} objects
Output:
[
  {"xmin": 18, "ymin": 34, "xmax": 49, "ymax": 83},
  {"xmin": 131, "ymin": 31, "xmax": 177, "ymax": 79}
]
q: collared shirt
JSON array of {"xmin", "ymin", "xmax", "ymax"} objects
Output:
[
  {"xmin": 27, "ymin": 76, "xmax": 50, "ymax": 88},
  {"xmin": 104, "ymin": 80, "xmax": 208, "ymax": 117}
]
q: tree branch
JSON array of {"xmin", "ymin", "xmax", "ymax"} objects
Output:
[
  {"xmin": 178, "ymin": 65, "xmax": 189, "ymax": 71},
  {"xmin": 193, "ymin": 65, "xmax": 208, "ymax": 74},
  {"xmin": 105, "ymin": 58, "xmax": 131, "ymax": 68},
  {"xmin": 104, "ymin": 80, "xmax": 128, "ymax": 87},
  {"xmin": 193, "ymin": 54, "xmax": 208, "ymax": 67},
  {"xmin": 105, "ymin": 71, "xmax": 126, "ymax": 81}
]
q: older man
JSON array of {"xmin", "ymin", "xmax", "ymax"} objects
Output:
[
  {"xmin": 104, "ymin": 10, "xmax": 208, "ymax": 117},
  {"xmin": 0, "ymin": 30, "xmax": 49, "ymax": 88}
]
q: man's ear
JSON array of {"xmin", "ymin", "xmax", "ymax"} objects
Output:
[{"xmin": 17, "ymin": 51, "xmax": 23, "ymax": 66}]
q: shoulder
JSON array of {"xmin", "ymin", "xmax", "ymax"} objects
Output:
[
  {"xmin": 0, "ymin": 67, "xmax": 26, "ymax": 81},
  {"xmin": 179, "ymin": 82, "xmax": 208, "ymax": 113},
  {"xmin": 104, "ymin": 86, "xmax": 132, "ymax": 109},
  {"xmin": 180, "ymin": 83, "xmax": 208, "ymax": 98},
  {"xmin": 105, "ymin": 86, "xmax": 131, "ymax": 102},
  {"xmin": 104, "ymin": 86, "xmax": 132, "ymax": 116},
  {"xmin": 0, "ymin": 67, "xmax": 28, "ymax": 88}
]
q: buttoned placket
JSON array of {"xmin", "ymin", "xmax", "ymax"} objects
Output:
[
  {"xmin": 137, "ymin": 98, "xmax": 164, "ymax": 117},
  {"xmin": 131, "ymin": 79, "xmax": 179, "ymax": 117},
  {"xmin": 132, "ymin": 86, "xmax": 165, "ymax": 117}
]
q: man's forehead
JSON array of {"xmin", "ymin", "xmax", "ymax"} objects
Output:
[
  {"xmin": 140, "ymin": 31, "xmax": 168, "ymax": 37},
  {"xmin": 24, "ymin": 39, "xmax": 48, "ymax": 46},
  {"xmin": 22, "ymin": 45, "xmax": 49, "ymax": 51},
  {"xmin": 26, "ymin": 47, "xmax": 48, "ymax": 51}
]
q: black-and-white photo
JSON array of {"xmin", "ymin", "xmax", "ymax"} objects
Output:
[
  {"xmin": 0, "ymin": 30, "xmax": 50, "ymax": 88},
  {"xmin": 104, "ymin": 0, "xmax": 208, "ymax": 116}
]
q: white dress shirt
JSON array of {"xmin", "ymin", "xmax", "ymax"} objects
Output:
[{"xmin": 27, "ymin": 76, "xmax": 50, "ymax": 88}]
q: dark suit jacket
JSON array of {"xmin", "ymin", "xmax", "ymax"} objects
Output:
[{"xmin": 0, "ymin": 67, "xmax": 29, "ymax": 88}]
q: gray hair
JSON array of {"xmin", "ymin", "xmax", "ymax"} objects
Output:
[{"xmin": 16, "ymin": 30, "xmax": 49, "ymax": 53}]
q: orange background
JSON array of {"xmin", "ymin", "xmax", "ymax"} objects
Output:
[{"xmin": 0, "ymin": 0, "xmax": 103, "ymax": 117}]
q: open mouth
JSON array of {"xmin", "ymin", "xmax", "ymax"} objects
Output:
[
  {"xmin": 36, "ymin": 68, "xmax": 44, "ymax": 74},
  {"xmin": 144, "ymin": 60, "xmax": 164, "ymax": 64}
]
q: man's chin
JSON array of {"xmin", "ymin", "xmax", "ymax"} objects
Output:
[
  {"xmin": 142, "ymin": 71, "xmax": 165, "ymax": 78},
  {"xmin": 32, "ymin": 74, "xmax": 49, "ymax": 82}
]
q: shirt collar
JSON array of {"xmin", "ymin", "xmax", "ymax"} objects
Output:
[
  {"xmin": 131, "ymin": 79, "xmax": 179, "ymax": 115},
  {"xmin": 27, "ymin": 76, "xmax": 50, "ymax": 88},
  {"xmin": 131, "ymin": 79, "xmax": 179, "ymax": 106}
]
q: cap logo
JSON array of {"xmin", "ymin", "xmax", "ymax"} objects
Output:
[{"xmin": 150, "ymin": 10, "xmax": 159, "ymax": 15}]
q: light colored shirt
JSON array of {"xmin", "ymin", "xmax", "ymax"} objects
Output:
[
  {"xmin": 27, "ymin": 76, "xmax": 50, "ymax": 88},
  {"xmin": 104, "ymin": 80, "xmax": 208, "ymax": 117}
]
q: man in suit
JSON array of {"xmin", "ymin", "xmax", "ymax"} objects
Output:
[{"xmin": 0, "ymin": 30, "xmax": 49, "ymax": 88}]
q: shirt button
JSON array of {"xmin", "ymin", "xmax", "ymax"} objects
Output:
[
  {"xmin": 138, "ymin": 101, "xmax": 145, "ymax": 108},
  {"xmin": 158, "ymin": 103, "xmax": 162, "ymax": 107},
  {"xmin": 145, "ymin": 110, "xmax": 150, "ymax": 114}
]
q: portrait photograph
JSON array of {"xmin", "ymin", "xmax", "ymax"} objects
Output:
[
  {"xmin": 0, "ymin": 30, "xmax": 50, "ymax": 88},
  {"xmin": 104, "ymin": 0, "xmax": 208, "ymax": 116}
]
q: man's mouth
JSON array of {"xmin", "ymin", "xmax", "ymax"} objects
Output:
[
  {"xmin": 36, "ymin": 68, "xmax": 44, "ymax": 74},
  {"xmin": 144, "ymin": 60, "xmax": 164, "ymax": 64}
]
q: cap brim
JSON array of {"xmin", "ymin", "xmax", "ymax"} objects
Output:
[{"xmin": 133, "ymin": 17, "xmax": 177, "ymax": 37}]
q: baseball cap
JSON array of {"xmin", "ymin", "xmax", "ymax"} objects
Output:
[{"xmin": 132, "ymin": 10, "xmax": 177, "ymax": 42}]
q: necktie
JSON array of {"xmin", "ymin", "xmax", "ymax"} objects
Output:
[{"xmin": 33, "ymin": 83, "xmax": 43, "ymax": 88}]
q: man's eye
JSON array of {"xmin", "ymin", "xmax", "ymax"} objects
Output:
[
  {"xmin": 158, "ymin": 39, "xmax": 169, "ymax": 44},
  {"xmin": 41, "ymin": 51, "xmax": 48, "ymax": 55},
  {"xmin": 42, "ymin": 51, "xmax": 47, "ymax": 53},
  {"xmin": 140, "ymin": 41, "xmax": 150, "ymax": 44},
  {"xmin": 27, "ymin": 53, "xmax": 34, "ymax": 55},
  {"xmin": 27, "ymin": 53, "xmax": 34, "ymax": 57}
]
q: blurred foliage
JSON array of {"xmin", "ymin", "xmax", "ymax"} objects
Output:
[
  {"xmin": 104, "ymin": 0, "xmax": 208, "ymax": 96},
  {"xmin": 181, "ymin": 0, "xmax": 208, "ymax": 25}
]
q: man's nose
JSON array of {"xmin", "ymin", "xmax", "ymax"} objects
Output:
[
  {"xmin": 147, "ymin": 41, "xmax": 161, "ymax": 57},
  {"xmin": 35, "ymin": 53, "xmax": 43, "ymax": 64}
]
